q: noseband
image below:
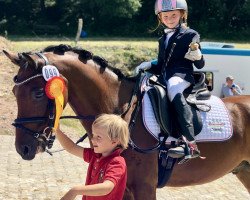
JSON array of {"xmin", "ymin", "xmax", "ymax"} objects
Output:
[{"xmin": 12, "ymin": 97, "xmax": 56, "ymax": 149}]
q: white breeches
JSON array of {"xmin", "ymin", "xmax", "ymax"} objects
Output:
[{"xmin": 166, "ymin": 76, "xmax": 191, "ymax": 102}]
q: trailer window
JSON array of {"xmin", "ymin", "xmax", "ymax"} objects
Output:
[{"xmin": 204, "ymin": 72, "xmax": 213, "ymax": 91}]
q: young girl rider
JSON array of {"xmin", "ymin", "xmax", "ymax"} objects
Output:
[
  {"xmin": 55, "ymin": 114, "xmax": 130, "ymax": 200},
  {"xmin": 135, "ymin": 0, "xmax": 205, "ymax": 159}
]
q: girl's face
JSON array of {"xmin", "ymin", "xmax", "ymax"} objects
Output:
[
  {"xmin": 91, "ymin": 125, "xmax": 119, "ymax": 157},
  {"xmin": 159, "ymin": 10, "xmax": 182, "ymax": 29}
]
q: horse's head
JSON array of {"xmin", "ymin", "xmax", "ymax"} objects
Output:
[
  {"xmin": 3, "ymin": 44, "xmax": 135, "ymax": 160},
  {"xmin": 3, "ymin": 50, "xmax": 68, "ymax": 160}
]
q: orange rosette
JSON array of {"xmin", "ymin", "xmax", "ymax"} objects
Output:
[
  {"xmin": 45, "ymin": 77, "xmax": 66, "ymax": 130},
  {"xmin": 45, "ymin": 77, "xmax": 65, "ymax": 99}
]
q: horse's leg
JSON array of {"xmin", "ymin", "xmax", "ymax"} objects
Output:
[
  {"xmin": 123, "ymin": 150, "xmax": 158, "ymax": 200},
  {"xmin": 123, "ymin": 187, "xmax": 135, "ymax": 200},
  {"xmin": 123, "ymin": 182, "xmax": 157, "ymax": 200},
  {"xmin": 234, "ymin": 161, "xmax": 250, "ymax": 193}
]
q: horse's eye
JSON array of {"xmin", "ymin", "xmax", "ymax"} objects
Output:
[
  {"xmin": 33, "ymin": 88, "xmax": 45, "ymax": 99},
  {"xmin": 13, "ymin": 75, "xmax": 18, "ymax": 83}
]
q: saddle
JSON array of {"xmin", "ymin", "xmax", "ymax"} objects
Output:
[
  {"xmin": 146, "ymin": 71, "xmax": 210, "ymax": 139},
  {"xmin": 184, "ymin": 72, "xmax": 211, "ymax": 112}
]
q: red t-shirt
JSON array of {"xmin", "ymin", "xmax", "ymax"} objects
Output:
[{"xmin": 82, "ymin": 148, "xmax": 127, "ymax": 200}]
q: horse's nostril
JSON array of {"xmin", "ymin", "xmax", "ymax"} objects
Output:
[
  {"xmin": 18, "ymin": 144, "xmax": 35, "ymax": 160},
  {"xmin": 21, "ymin": 145, "xmax": 31, "ymax": 156}
]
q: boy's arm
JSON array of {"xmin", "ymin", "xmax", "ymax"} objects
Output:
[
  {"xmin": 61, "ymin": 180, "xmax": 115, "ymax": 200},
  {"xmin": 55, "ymin": 129, "xmax": 84, "ymax": 159}
]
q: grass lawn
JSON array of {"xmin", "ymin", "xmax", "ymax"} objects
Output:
[
  {"xmin": 10, "ymin": 38, "xmax": 250, "ymax": 51},
  {"xmin": 10, "ymin": 37, "xmax": 250, "ymax": 72}
]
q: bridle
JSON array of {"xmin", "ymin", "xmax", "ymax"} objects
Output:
[
  {"xmin": 12, "ymin": 70, "xmax": 58, "ymax": 151},
  {"xmin": 13, "ymin": 53, "xmax": 58, "ymax": 151},
  {"xmin": 12, "ymin": 53, "xmax": 95, "ymax": 154}
]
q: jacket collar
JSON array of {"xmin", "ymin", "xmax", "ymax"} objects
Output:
[
  {"xmin": 95, "ymin": 148, "xmax": 123, "ymax": 162},
  {"xmin": 159, "ymin": 26, "xmax": 188, "ymax": 46}
]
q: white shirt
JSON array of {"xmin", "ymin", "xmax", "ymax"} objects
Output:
[{"xmin": 164, "ymin": 32, "xmax": 174, "ymax": 48}]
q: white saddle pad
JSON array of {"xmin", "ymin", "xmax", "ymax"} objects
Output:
[{"xmin": 142, "ymin": 92, "xmax": 233, "ymax": 143}]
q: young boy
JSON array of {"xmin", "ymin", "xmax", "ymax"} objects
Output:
[{"xmin": 55, "ymin": 114, "xmax": 130, "ymax": 200}]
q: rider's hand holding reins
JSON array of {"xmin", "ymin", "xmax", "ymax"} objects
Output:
[
  {"xmin": 134, "ymin": 61, "xmax": 152, "ymax": 74},
  {"xmin": 184, "ymin": 42, "xmax": 202, "ymax": 61}
]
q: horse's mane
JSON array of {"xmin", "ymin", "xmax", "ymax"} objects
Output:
[{"xmin": 42, "ymin": 44, "xmax": 129, "ymax": 80}]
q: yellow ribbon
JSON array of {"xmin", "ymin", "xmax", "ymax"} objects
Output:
[{"xmin": 45, "ymin": 77, "xmax": 65, "ymax": 131}]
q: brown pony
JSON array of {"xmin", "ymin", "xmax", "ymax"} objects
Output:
[{"xmin": 3, "ymin": 45, "xmax": 250, "ymax": 199}]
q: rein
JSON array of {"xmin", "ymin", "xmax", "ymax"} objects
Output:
[{"xmin": 126, "ymin": 72, "xmax": 168, "ymax": 154}]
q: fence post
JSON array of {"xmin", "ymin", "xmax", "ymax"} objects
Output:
[{"xmin": 75, "ymin": 18, "xmax": 83, "ymax": 46}]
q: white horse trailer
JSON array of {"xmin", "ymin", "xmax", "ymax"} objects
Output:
[{"xmin": 197, "ymin": 44, "xmax": 250, "ymax": 97}]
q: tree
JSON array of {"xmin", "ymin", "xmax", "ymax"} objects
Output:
[
  {"xmin": 55, "ymin": 0, "xmax": 141, "ymax": 35},
  {"xmin": 0, "ymin": 0, "xmax": 249, "ymax": 38}
]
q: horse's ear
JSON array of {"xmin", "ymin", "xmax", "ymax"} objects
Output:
[
  {"xmin": 3, "ymin": 50, "xmax": 37, "ymax": 68},
  {"xmin": 21, "ymin": 53, "xmax": 37, "ymax": 68},
  {"xmin": 3, "ymin": 50, "xmax": 20, "ymax": 65}
]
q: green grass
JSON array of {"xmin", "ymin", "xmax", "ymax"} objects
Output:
[
  {"xmin": 11, "ymin": 39, "xmax": 159, "ymax": 75},
  {"xmin": 11, "ymin": 39, "xmax": 250, "ymax": 50},
  {"xmin": 11, "ymin": 38, "xmax": 250, "ymax": 75},
  {"xmin": 9, "ymin": 40, "xmax": 151, "ymax": 74}
]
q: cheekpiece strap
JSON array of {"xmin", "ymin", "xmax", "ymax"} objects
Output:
[{"xmin": 36, "ymin": 52, "xmax": 49, "ymax": 65}]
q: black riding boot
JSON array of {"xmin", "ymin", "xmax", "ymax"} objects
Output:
[{"xmin": 167, "ymin": 93, "xmax": 200, "ymax": 159}]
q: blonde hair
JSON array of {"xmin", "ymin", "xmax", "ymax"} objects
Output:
[{"xmin": 92, "ymin": 114, "xmax": 130, "ymax": 150}]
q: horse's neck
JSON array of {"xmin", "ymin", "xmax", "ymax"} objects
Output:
[{"xmin": 58, "ymin": 59, "xmax": 134, "ymax": 131}]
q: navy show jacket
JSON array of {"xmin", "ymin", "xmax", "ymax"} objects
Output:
[{"xmin": 148, "ymin": 26, "xmax": 205, "ymax": 84}]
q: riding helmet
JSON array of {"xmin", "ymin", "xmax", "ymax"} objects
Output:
[{"xmin": 154, "ymin": 0, "xmax": 187, "ymax": 15}]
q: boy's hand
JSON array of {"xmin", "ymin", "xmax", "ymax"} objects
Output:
[{"xmin": 60, "ymin": 189, "xmax": 77, "ymax": 200}]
